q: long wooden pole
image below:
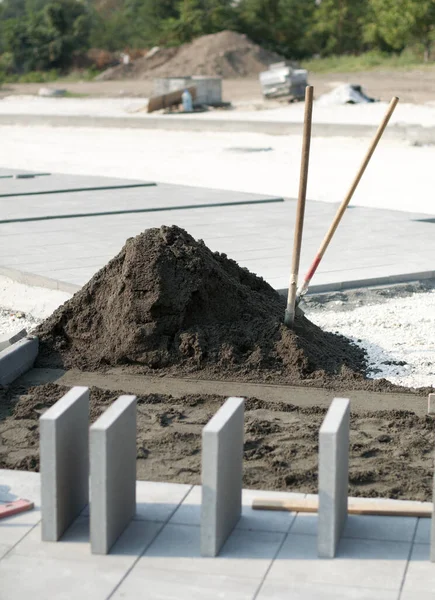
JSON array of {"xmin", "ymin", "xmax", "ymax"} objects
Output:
[
  {"xmin": 284, "ymin": 85, "xmax": 314, "ymax": 327},
  {"xmin": 296, "ymin": 96, "xmax": 399, "ymax": 303},
  {"xmin": 252, "ymin": 497, "xmax": 432, "ymax": 518}
]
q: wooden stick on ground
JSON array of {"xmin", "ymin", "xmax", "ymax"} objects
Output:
[
  {"xmin": 284, "ymin": 85, "xmax": 314, "ymax": 327},
  {"xmin": 296, "ymin": 96, "xmax": 399, "ymax": 303},
  {"xmin": 252, "ymin": 497, "xmax": 432, "ymax": 518}
]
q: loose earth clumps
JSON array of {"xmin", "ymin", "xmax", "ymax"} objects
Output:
[
  {"xmin": 36, "ymin": 225, "xmax": 368, "ymax": 386},
  {"xmin": 1, "ymin": 383, "xmax": 433, "ymax": 501}
]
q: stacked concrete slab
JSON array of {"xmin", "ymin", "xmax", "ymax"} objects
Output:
[
  {"xmin": 90, "ymin": 395, "xmax": 137, "ymax": 555},
  {"xmin": 318, "ymin": 397, "xmax": 350, "ymax": 558},
  {"xmin": 201, "ymin": 397, "xmax": 244, "ymax": 557},
  {"xmin": 40, "ymin": 386, "xmax": 89, "ymax": 541},
  {"xmin": 39, "ymin": 387, "xmax": 137, "ymax": 554},
  {"xmin": 0, "ymin": 336, "xmax": 38, "ymax": 386}
]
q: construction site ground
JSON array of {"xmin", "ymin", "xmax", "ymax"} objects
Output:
[
  {"xmin": 2, "ymin": 68, "xmax": 435, "ymax": 104},
  {"xmin": 0, "ymin": 365, "xmax": 433, "ymax": 502}
]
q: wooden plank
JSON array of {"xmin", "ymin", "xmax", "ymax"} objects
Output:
[
  {"xmin": 252, "ymin": 498, "xmax": 433, "ymax": 518},
  {"xmin": 147, "ymin": 86, "xmax": 197, "ymax": 113},
  {"xmin": 0, "ymin": 499, "xmax": 34, "ymax": 519}
]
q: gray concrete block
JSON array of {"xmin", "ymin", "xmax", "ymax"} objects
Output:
[
  {"xmin": 201, "ymin": 397, "xmax": 244, "ymax": 557},
  {"xmin": 0, "ymin": 336, "xmax": 38, "ymax": 386},
  {"xmin": 318, "ymin": 397, "xmax": 350, "ymax": 558},
  {"xmin": 0, "ymin": 328, "xmax": 27, "ymax": 352},
  {"xmin": 431, "ymin": 465, "xmax": 435, "ymax": 561},
  {"xmin": 428, "ymin": 393, "xmax": 435, "ymax": 415},
  {"xmin": 40, "ymin": 386, "xmax": 89, "ymax": 541},
  {"xmin": 90, "ymin": 395, "xmax": 137, "ymax": 555}
]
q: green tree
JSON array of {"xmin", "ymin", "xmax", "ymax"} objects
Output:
[
  {"xmin": 312, "ymin": 0, "xmax": 370, "ymax": 55},
  {"xmin": 367, "ymin": 0, "xmax": 435, "ymax": 60},
  {"xmin": 90, "ymin": 0, "xmax": 180, "ymax": 49},
  {"xmin": 237, "ymin": 0, "xmax": 316, "ymax": 58},
  {"xmin": 163, "ymin": 0, "xmax": 237, "ymax": 45},
  {"xmin": 5, "ymin": 0, "xmax": 91, "ymax": 72}
]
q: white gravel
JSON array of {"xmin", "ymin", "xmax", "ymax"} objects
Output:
[
  {"xmin": 306, "ymin": 289, "xmax": 435, "ymax": 389},
  {"xmin": 0, "ymin": 276, "xmax": 71, "ymax": 339}
]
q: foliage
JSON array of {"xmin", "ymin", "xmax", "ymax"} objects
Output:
[
  {"xmin": 311, "ymin": 0, "xmax": 370, "ymax": 56},
  {"xmin": 367, "ymin": 0, "xmax": 435, "ymax": 60},
  {"xmin": 237, "ymin": 0, "xmax": 316, "ymax": 58},
  {"xmin": 302, "ymin": 48, "xmax": 429, "ymax": 73},
  {"xmin": 2, "ymin": 0, "xmax": 435, "ymax": 74},
  {"xmin": 1, "ymin": 0, "xmax": 92, "ymax": 72}
]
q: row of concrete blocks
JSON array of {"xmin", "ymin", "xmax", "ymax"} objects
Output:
[
  {"xmin": 40, "ymin": 387, "xmax": 244, "ymax": 556},
  {"xmin": 40, "ymin": 389, "xmax": 435, "ymax": 559}
]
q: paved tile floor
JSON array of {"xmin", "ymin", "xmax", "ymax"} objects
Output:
[
  {"xmin": 0, "ymin": 470, "xmax": 433, "ymax": 599},
  {"xmin": 1, "ymin": 173, "xmax": 434, "ymax": 293}
]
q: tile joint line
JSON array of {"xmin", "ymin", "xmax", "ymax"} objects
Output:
[
  {"xmin": 106, "ymin": 484, "xmax": 194, "ymax": 600},
  {"xmin": 397, "ymin": 516, "xmax": 419, "ymax": 599}
]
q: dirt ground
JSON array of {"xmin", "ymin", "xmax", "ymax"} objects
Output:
[
  {"xmin": 2, "ymin": 68, "xmax": 435, "ymax": 104},
  {"xmin": 0, "ymin": 380, "xmax": 433, "ymax": 501}
]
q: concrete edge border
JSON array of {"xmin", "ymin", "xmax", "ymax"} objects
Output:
[
  {"xmin": 277, "ymin": 269, "xmax": 435, "ymax": 296},
  {"xmin": 0, "ymin": 265, "xmax": 80, "ymax": 294},
  {"xmin": 2, "ymin": 264, "xmax": 435, "ymax": 298},
  {"xmin": 0, "ymin": 336, "xmax": 39, "ymax": 387},
  {"xmin": 0, "ymin": 113, "xmax": 433, "ymax": 141}
]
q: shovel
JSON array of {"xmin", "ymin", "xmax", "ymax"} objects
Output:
[{"xmin": 295, "ymin": 96, "xmax": 399, "ymax": 307}]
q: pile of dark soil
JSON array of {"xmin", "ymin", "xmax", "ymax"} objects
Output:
[
  {"xmin": 96, "ymin": 30, "xmax": 288, "ymax": 80},
  {"xmin": 1, "ymin": 382, "xmax": 434, "ymax": 501},
  {"xmin": 36, "ymin": 225, "xmax": 368, "ymax": 386}
]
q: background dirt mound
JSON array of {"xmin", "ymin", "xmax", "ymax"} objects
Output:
[
  {"xmin": 97, "ymin": 30, "xmax": 287, "ymax": 80},
  {"xmin": 36, "ymin": 225, "xmax": 367, "ymax": 383}
]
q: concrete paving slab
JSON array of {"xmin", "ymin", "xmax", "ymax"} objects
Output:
[
  {"xmin": 113, "ymin": 567, "xmax": 261, "ymax": 600},
  {"xmin": 90, "ymin": 395, "xmax": 137, "ymax": 555},
  {"xmin": 0, "ymin": 553, "xmax": 132, "ymax": 600},
  {"xmin": 141, "ymin": 522, "xmax": 284, "ymax": 580},
  {"xmin": 0, "ymin": 182, "xmax": 282, "ymax": 223},
  {"xmin": 0, "ymin": 470, "xmax": 431, "ymax": 600},
  {"xmin": 170, "ymin": 485, "xmax": 300, "ymax": 533},
  {"xmin": 0, "ymin": 469, "xmax": 41, "ymax": 507},
  {"xmin": 256, "ymin": 580, "xmax": 399, "ymax": 599},
  {"xmin": 400, "ymin": 543, "xmax": 435, "ymax": 594},
  {"xmin": 268, "ymin": 533, "xmax": 410, "ymax": 591},
  {"xmin": 415, "ymin": 517, "xmax": 431, "ymax": 544},
  {"xmin": 290, "ymin": 512, "xmax": 418, "ymax": 542},
  {"xmin": 80, "ymin": 480, "xmax": 192, "ymax": 522},
  {"xmin": 40, "ymin": 386, "xmax": 89, "ymax": 541},
  {"xmin": 0, "ymin": 173, "xmax": 155, "ymax": 197},
  {"xmin": 134, "ymin": 481, "xmax": 193, "ymax": 523},
  {"xmin": 1, "ymin": 188, "xmax": 434, "ymax": 293},
  {"xmin": 11, "ymin": 516, "xmax": 161, "ymax": 565}
]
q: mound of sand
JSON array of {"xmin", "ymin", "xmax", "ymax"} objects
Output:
[
  {"xmin": 36, "ymin": 226, "xmax": 367, "ymax": 384},
  {"xmin": 96, "ymin": 30, "xmax": 288, "ymax": 81}
]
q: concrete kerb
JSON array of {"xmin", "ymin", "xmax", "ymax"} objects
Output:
[
  {"xmin": 0, "ymin": 113, "xmax": 433, "ymax": 142},
  {"xmin": 318, "ymin": 397, "xmax": 350, "ymax": 559},
  {"xmin": 201, "ymin": 397, "xmax": 244, "ymax": 557},
  {"xmin": 3, "ymin": 263, "xmax": 435, "ymax": 302},
  {"xmin": 40, "ymin": 386, "xmax": 89, "ymax": 541},
  {"xmin": 428, "ymin": 393, "xmax": 435, "ymax": 415},
  {"xmin": 0, "ymin": 336, "xmax": 39, "ymax": 387},
  {"xmin": 90, "ymin": 395, "xmax": 137, "ymax": 555},
  {"xmin": 0, "ymin": 328, "xmax": 27, "ymax": 352},
  {"xmin": 431, "ymin": 466, "xmax": 435, "ymax": 562},
  {"xmin": 0, "ymin": 265, "xmax": 80, "ymax": 295}
]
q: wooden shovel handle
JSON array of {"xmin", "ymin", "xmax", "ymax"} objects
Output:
[
  {"xmin": 285, "ymin": 85, "xmax": 314, "ymax": 326},
  {"xmin": 297, "ymin": 96, "xmax": 399, "ymax": 300}
]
